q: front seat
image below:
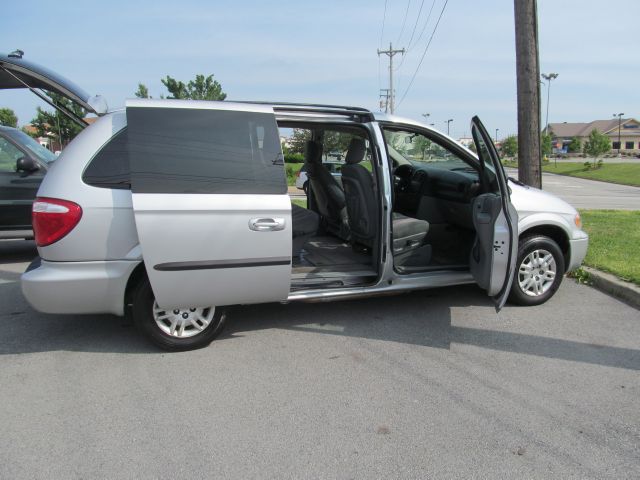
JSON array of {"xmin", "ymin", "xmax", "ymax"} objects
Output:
[
  {"xmin": 304, "ymin": 140, "xmax": 350, "ymax": 240},
  {"xmin": 341, "ymin": 138, "xmax": 431, "ymax": 263}
]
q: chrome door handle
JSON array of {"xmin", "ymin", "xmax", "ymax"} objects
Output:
[{"xmin": 249, "ymin": 217, "xmax": 285, "ymax": 231}]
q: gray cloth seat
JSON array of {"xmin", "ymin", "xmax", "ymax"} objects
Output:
[
  {"xmin": 291, "ymin": 204, "xmax": 319, "ymax": 256},
  {"xmin": 341, "ymin": 138, "xmax": 429, "ymax": 254},
  {"xmin": 304, "ymin": 140, "xmax": 350, "ymax": 240}
]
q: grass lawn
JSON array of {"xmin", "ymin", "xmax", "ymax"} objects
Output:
[
  {"xmin": 543, "ymin": 162, "xmax": 640, "ymax": 187},
  {"xmin": 579, "ymin": 209, "xmax": 640, "ymax": 285},
  {"xmin": 503, "ymin": 160, "xmax": 640, "ymax": 187},
  {"xmin": 291, "ymin": 199, "xmax": 307, "ymax": 208}
]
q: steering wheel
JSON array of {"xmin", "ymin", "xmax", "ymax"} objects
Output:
[{"xmin": 393, "ymin": 164, "xmax": 414, "ymax": 192}]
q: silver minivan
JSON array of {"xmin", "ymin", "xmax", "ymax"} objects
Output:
[{"xmin": 5, "ymin": 53, "xmax": 588, "ymax": 351}]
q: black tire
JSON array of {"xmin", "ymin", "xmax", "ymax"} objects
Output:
[
  {"xmin": 508, "ymin": 235, "xmax": 565, "ymax": 306},
  {"xmin": 131, "ymin": 276, "xmax": 226, "ymax": 351}
]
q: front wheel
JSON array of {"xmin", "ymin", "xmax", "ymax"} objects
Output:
[
  {"xmin": 508, "ymin": 235, "xmax": 565, "ymax": 306},
  {"xmin": 132, "ymin": 276, "xmax": 226, "ymax": 351}
]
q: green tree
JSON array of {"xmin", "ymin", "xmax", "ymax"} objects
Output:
[
  {"xmin": 501, "ymin": 135, "xmax": 518, "ymax": 157},
  {"xmin": 583, "ymin": 129, "xmax": 611, "ymax": 161},
  {"xmin": 31, "ymin": 93, "xmax": 85, "ymax": 147},
  {"xmin": 161, "ymin": 74, "xmax": 226, "ymax": 100},
  {"xmin": 287, "ymin": 129, "xmax": 311, "ymax": 154},
  {"xmin": 0, "ymin": 108, "xmax": 18, "ymax": 127},
  {"xmin": 567, "ymin": 136, "xmax": 581, "ymax": 153},
  {"xmin": 135, "ymin": 83, "xmax": 150, "ymax": 98},
  {"xmin": 541, "ymin": 133, "xmax": 553, "ymax": 156}
]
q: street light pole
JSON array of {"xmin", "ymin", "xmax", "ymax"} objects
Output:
[
  {"xmin": 613, "ymin": 112, "xmax": 624, "ymax": 155},
  {"xmin": 495, "ymin": 128, "xmax": 499, "ymax": 143},
  {"xmin": 422, "ymin": 113, "xmax": 430, "ymax": 123},
  {"xmin": 446, "ymin": 119, "xmax": 453, "ymax": 136},
  {"xmin": 541, "ymin": 73, "xmax": 558, "ymax": 132}
]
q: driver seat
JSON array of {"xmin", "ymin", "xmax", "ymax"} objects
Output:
[{"xmin": 341, "ymin": 138, "xmax": 430, "ymax": 258}]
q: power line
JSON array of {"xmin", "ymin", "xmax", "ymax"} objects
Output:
[
  {"xmin": 405, "ymin": 0, "xmax": 425, "ymax": 51},
  {"xmin": 396, "ymin": 0, "xmax": 449, "ymax": 108},
  {"xmin": 396, "ymin": 0, "xmax": 412, "ymax": 45},
  {"xmin": 408, "ymin": 0, "xmax": 436, "ymax": 51},
  {"xmin": 394, "ymin": 0, "xmax": 425, "ymax": 72},
  {"xmin": 379, "ymin": 0, "xmax": 388, "ymax": 47}
]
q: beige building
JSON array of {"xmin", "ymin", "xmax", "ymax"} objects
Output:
[{"xmin": 546, "ymin": 118, "xmax": 640, "ymax": 154}]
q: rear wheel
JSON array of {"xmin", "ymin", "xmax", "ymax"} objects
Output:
[
  {"xmin": 508, "ymin": 235, "xmax": 565, "ymax": 306},
  {"xmin": 132, "ymin": 276, "xmax": 226, "ymax": 351}
]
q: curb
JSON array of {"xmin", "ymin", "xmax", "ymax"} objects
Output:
[{"xmin": 582, "ymin": 266, "xmax": 640, "ymax": 309}]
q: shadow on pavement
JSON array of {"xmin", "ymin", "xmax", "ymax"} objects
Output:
[{"xmin": 1, "ymin": 239, "xmax": 639, "ymax": 370}]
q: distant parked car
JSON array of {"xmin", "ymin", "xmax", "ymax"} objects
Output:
[
  {"xmin": 0, "ymin": 125, "xmax": 56, "ymax": 239},
  {"xmin": 295, "ymin": 161, "xmax": 342, "ymax": 194}
]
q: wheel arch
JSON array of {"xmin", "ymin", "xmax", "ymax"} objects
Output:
[
  {"xmin": 519, "ymin": 224, "xmax": 570, "ymax": 273},
  {"xmin": 124, "ymin": 261, "xmax": 147, "ymax": 318}
]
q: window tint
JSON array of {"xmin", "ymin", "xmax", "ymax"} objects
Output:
[
  {"xmin": 127, "ymin": 107, "xmax": 286, "ymax": 194},
  {"xmin": 82, "ymin": 128, "xmax": 130, "ymax": 189}
]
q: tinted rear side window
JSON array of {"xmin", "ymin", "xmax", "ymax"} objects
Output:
[
  {"xmin": 82, "ymin": 128, "xmax": 130, "ymax": 189},
  {"xmin": 127, "ymin": 107, "xmax": 286, "ymax": 194}
]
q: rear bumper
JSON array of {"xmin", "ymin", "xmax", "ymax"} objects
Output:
[
  {"xmin": 567, "ymin": 232, "xmax": 589, "ymax": 272},
  {"xmin": 21, "ymin": 258, "xmax": 140, "ymax": 316}
]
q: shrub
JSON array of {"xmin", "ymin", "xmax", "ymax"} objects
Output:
[{"xmin": 284, "ymin": 152, "xmax": 305, "ymax": 163}]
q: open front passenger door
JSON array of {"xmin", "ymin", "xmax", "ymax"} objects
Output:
[{"xmin": 469, "ymin": 116, "xmax": 518, "ymax": 311}]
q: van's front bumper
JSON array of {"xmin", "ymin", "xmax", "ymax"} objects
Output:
[
  {"xmin": 567, "ymin": 231, "xmax": 589, "ymax": 272},
  {"xmin": 21, "ymin": 258, "xmax": 140, "ymax": 316}
]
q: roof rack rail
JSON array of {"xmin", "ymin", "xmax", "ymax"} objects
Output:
[{"xmin": 231, "ymin": 100, "xmax": 375, "ymax": 121}]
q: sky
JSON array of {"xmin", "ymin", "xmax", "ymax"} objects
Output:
[{"xmin": 2, "ymin": 0, "xmax": 638, "ymax": 140}]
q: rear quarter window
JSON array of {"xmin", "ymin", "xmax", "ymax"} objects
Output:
[{"xmin": 82, "ymin": 128, "xmax": 130, "ymax": 189}]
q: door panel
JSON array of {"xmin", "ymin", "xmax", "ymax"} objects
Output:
[
  {"xmin": 470, "ymin": 117, "xmax": 518, "ymax": 311},
  {"xmin": 469, "ymin": 194, "xmax": 512, "ymax": 295},
  {"xmin": 127, "ymin": 101, "xmax": 291, "ymax": 309},
  {"xmin": 133, "ymin": 193, "xmax": 291, "ymax": 308}
]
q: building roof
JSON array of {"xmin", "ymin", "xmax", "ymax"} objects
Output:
[{"xmin": 548, "ymin": 118, "xmax": 637, "ymax": 137}]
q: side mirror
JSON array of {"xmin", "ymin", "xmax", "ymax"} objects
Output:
[{"xmin": 16, "ymin": 157, "xmax": 40, "ymax": 173}]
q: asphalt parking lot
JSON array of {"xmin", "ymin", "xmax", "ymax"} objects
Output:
[{"xmin": 1, "ymin": 240, "xmax": 639, "ymax": 479}]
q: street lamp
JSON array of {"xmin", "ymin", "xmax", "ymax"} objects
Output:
[
  {"xmin": 613, "ymin": 113, "xmax": 624, "ymax": 155},
  {"xmin": 495, "ymin": 128, "xmax": 499, "ymax": 143},
  {"xmin": 422, "ymin": 113, "xmax": 430, "ymax": 121},
  {"xmin": 541, "ymin": 72, "xmax": 559, "ymax": 132},
  {"xmin": 445, "ymin": 119, "xmax": 453, "ymax": 136}
]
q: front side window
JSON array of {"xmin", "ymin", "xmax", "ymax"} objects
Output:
[
  {"xmin": 0, "ymin": 137, "xmax": 24, "ymax": 172},
  {"xmin": 6, "ymin": 129, "xmax": 56, "ymax": 164},
  {"xmin": 127, "ymin": 107, "xmax": 286, "ymax": 195}
]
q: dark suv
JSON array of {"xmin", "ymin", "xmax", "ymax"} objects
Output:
[{"xmin": 0, "ymin": 125, "xmax": 56, "ymax": 238}]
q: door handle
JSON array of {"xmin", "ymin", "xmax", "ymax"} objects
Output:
[{"xmin": 249, "ymin": 217, "xmax": 285, "ymax": 232}]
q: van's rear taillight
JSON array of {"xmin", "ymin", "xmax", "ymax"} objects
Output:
[{"xmin": 32, "ymin": 198, "xmax": 82, "ymax": 247}]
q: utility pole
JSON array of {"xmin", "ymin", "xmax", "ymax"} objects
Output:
[
  {"xmin": 379, "ymin": 89, "xmax": 390, "ymax": 113},
  {"xmin": 445, "ymin": 119, "xmax": 453, "ymax": 136},
  {"xmin": 514, "ymin": 0, "xmax": 542, "ymax": 188},
  {"xmin": 614, "ymin": 113, "xmax": 624, "ymax": 155},
  {"xmin": 377, "ymin": 42, "xmax": 405, "ymax": 114}
]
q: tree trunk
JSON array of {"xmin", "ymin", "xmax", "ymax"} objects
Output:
[{"xmin": 514, "ymin": 0, "xmax": 542, "ymax": 188}]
